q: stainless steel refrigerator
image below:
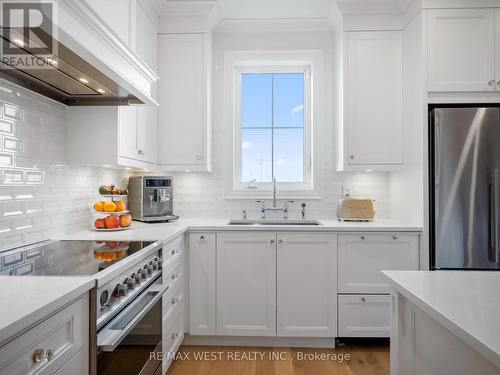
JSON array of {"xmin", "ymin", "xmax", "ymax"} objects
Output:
[{"xmin": 430, "ymin": 106, "xmax": 500, "ymax": 270}]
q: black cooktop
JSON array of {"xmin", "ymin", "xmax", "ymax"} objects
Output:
[{"xmin": 0, "ymin": 240, "xmax": 154, "ymax": 276}]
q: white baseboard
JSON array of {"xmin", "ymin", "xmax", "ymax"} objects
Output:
[{"xmin": 182, "ymin": 334, "xmax": 336, "ymax": 348}]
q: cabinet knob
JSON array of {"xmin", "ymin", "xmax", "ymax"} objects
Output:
[
  {"xmin": 270, "ymin": 239, "xmax": 276, "ymax": 244},
  {"xmin": 278, "ymin": 239, "xmax": 283, "ymax": 244},
  {"xmin": 361, "ymin": 235, "xmax": 365, "ymax": 240},
  {"xmin": 200, "ymin": 235, "xmax": 204, "ymax": 240},
  {"xmin": 196, "ymin": 155, "xmax": 202, "ymax": 160},
  {"xmin": 488, "ymin": 80, "xmax": 495, "ymax": 87},
  {"xmin": 33, "ymin": 348, "xmax": 54, "ymax": 363},
  {"xmin": 393, "ymin": 235, "xmax": 398, "ymax": 240},
  {"xmin": 361, "ymin": 297, "xmax": 366, "ymax": 302},
  {"xmin": 137, "ymin": 149, "xmax": 145, "ymax": 155},
  {"xmin": 350, "ymin": 155, "xmax": 354, "ymax": 159}
]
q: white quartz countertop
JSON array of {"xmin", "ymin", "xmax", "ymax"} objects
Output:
[
  {"xmin": 382, "ymin": 270, "xmax": 500, "ymax": 368},
  {"xmin": 63, "ymin": 217, "xmax": 422, "ymax": 241},
  {"xmin": 0, "ymin": 276, "xmax": 95, "ymax": 345}
]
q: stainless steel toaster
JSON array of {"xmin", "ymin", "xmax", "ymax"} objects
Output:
[{"xmin": 128, "ymin": 176, "xmax": 179, "ymax": 222}]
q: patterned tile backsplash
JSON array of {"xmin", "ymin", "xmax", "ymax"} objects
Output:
[{"xmin": 0, "ymin": 80, "xmax": 129, "ymax": 251}]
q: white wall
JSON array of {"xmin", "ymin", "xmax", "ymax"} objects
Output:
[
  {"xmin": 162, "ymin": 30, "xmax": 391, "ymax": 220},
  {"xmin": 0, "ymin": 80, "xmax": 129, "ymax": 251}
]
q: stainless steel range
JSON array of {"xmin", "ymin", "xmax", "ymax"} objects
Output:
[{"xmin": 0, "ymin": 239, "xmax": 166, "ymax": 375}]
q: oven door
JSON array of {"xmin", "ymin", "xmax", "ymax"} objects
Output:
[{"xmin": 97, "ymin": 276, "xmax": 168, "ymax": 375}]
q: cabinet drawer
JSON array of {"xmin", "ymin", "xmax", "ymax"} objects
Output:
[
  {"xmin": 338, "ymin": 233, "xmax": 419, "ymax": 293},
  {"xmin": 338, "ymin": 295, "xmax": 391, "ymax": 337},
  {"xmin": 162, "ymin": 255, "xmax": 183, "ymax": 287},
  {"xmin": 162, "ymin": 277, "xmax": 184, "ymax": 320},
  {"xmin": 53, "ymin": 348, "xmax": 88, "ymax": 375},
  {"xmin": 0, "ymin": 295, "xmax": 88, "ymax": 375},
  {"xmin": 163, "ymin": 236, "xmax": 184, "ymax": 263},
  {"xmin": 162, "ymin": 309, "xmax": 184, "ymax": 373}
]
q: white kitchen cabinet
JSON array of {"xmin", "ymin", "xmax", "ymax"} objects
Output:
[
  {"xmin": 217, "ymin": 232, "xmax": 276, "ymax": 336},
  {"xmin": 189, "ymin": 233, "xmax": 216, "ymax": 335},
  {"xmin": 428, "ymin": 8, "xmax": 496, "ymax": 92},
  {"xmin": 67, "ymin": 106, "xmax": 157, "ymax": 169},
  {"xmin": 157, "ymin": 33, "xmax": 211, "ymax": 171},
  {"xmin": 338, "ymin": 233, "xmax": 419, "ymax": 294},
  {"xmin": 0, "ymin": 295, "xmax": 89, "ymax": 375},
  {"xmin": 338, "ymin": 295, "xmax": 391, "ymax": 338},
  {"xmin": 276, "ymin": 233, "xmax": 337, "ymax": 337},
  {"xmin": 339, "ymin": 31, "xmax": 403, "ymax": 170}
]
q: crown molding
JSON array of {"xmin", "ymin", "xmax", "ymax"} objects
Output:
[
  {"xmin": 215, "ymin": 18, "xmax": 333, "ymax": 34},
  {"xmin": 158, "ymin": 0, "xmax": 220, "ymax": 33}
]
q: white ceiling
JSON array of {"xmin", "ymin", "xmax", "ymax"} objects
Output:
[
  {"xmin": 162, "ymin": 0, "xmax": 410, "ymax": 20},
  {"xmin": 217, "ymin": 0, "xmax": 335, "ymax": 19}
]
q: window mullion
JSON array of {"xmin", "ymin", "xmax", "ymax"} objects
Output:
[{"xmin": 271, "ymin": 74, "xmax": 275, "ymax": 183}]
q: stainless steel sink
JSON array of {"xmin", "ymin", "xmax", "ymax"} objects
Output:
[{"xmin": 227, "ymin": 219, "xmax": 322, "ymax": 226}]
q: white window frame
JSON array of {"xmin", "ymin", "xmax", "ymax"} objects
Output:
[
  {"xmin": 224, "ymin": 50, "xmax": 324, "ymax": 199},
  {"xmin": 235, "ymin": 65, "xmax": 312, "ymax": 190}
]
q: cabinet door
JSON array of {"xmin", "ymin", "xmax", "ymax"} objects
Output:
[
  {"xmin": 277, "ymin": 233, "xmax": 337, "ymax": 337},
  {"xmin": 158, "ymin": 33, "xmax": 204, "ymax": 167},
  {"xmin": 338, "ymin": 295, "xmax": 391, "ymax": 337},
  {"xmin": 217, "ymin": 232, "xmax": 276, "ymax": 336},
  {"xmin": 136, "ymin": 106, "xmax": 158, "ymax": 164},
  {"xmin": 338, "ymin": 233, "xmax": 419, "ymax": 294},
  {"xmin": 428, "ymin": 8, "xmax": 495, "ymax": 92},
  {"xmin": 135, "ymin": 0, "xmax": 158, "ymax": 70},
  {"xmin": 118, "ymin": 106, "xmax": 139, "ymax": 160},
  {"xmin": 346, "ymin": 31, "xmax": 403, "ymax": 166},
  {"xmin": 189, "ymin": 233, "xmax": 216, "ymax": 335}
]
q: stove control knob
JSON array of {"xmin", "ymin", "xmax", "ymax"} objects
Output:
[
  {"xmin": 132, "ymin": 272, "xmax": 141, "ymax": 284},
  {"xmin": 155, "ymin": 257, "xmax": 163, "ymax": 269},
  {"xmin": 150, "ymin": 260, "xmax": 158, "ymax": 271},
  {"xmin": 140, "ymin": 268, "xmax": 148, "ymax": 278},
  {"xmin": 114, "ymin": 283, "xmax": 128, "ymax": 297},
  {"xmin": 125, "ymin": 277, "xmax": 136, "ymax": 290},
  {"xmin": 144, "ymin": 264, "xmax": 153, "ymax": 275}
]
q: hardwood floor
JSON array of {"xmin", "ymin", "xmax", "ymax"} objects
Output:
[{"xmin": 167, "ymin": 342, "xmax": 389, "ymax": 375}]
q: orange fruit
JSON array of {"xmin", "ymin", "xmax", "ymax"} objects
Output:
[
  {"xmin": 115, "ymin": 200, "xmax": 125, "ymax": 212},
  {"xmin": 94, "ymin": 201, "xmax": 105, "ymax": 212},
  {"xmin": 104, "ymin": 201, "xmax": 116, "ymax": 212}
]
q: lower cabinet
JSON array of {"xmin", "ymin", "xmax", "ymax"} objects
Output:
[
  {"xmin": 162, "ymin": 235, "xmax": 185, "ymax": 375},
  {"xmin": 189, "ymin": 233, "xmax": 217, "ymax": 335},
  {"xmin": 337, "ymin": 233, "xmax": 419, "ymax": 338},
  {"xmin": 338, "ymin": 295, "xmax": 391, "ymax": 337},
  {"xmin": 277, "ymin": 233, "xmax": 337, "ymax": 337},
  {"xmin": 0, "ymin": 294, "xmax": 89, "ymax": 375},
  {"xmin": 216, "ymin": 232, "xmax": 277, "ymax": 336}
]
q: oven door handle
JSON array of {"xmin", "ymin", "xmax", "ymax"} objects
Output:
[{"xmin": 97, "ymin": 283, "xmax": 169, "ymax": 352}]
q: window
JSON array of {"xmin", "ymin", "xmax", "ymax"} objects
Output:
[{"xmin": 235, "ymin": 66, "xmax": 312, "ymax": 191}]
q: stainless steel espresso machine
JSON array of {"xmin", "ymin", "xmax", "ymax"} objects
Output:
[{"xmin": 128, "ymin": 176, "xmax": 179, "ymax": 222}]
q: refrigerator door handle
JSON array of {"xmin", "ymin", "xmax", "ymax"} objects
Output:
[{"xmin": 489, "ymin": 169, "xmax": 500, "ymax": 263}]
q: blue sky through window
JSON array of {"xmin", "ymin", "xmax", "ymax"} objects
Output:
[{"xmin": 241, "ymin": 72, "xmax": 304, "ymax": 183}]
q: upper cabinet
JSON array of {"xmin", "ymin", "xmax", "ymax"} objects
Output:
[
  {"xmin": 157, "ymin": 33, "xmax": 212, "ymax": 171},
  {"xmin": 337, "ymin": 31, "xmax": 403, "ymax": 170},
  {"xmin": 428, "ymin": 8, "xmax": 496, "ymax": 92}
]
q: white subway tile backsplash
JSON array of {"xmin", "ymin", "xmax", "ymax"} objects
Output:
[{"xmin": 0, "ymin": 79, "xmax": 130, "ymax": 251}]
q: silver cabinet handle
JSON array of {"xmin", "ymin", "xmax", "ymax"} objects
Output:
[
  {"xmin": 489, "ymin": 80, "xmax": 495, "ymax": 87},
  {"xmin": 200, "ymin": 235, "xmax": 204, "ymax": 240},
  {"xmin": 270, "ymin": 239, "xmax": 275, "ymax": 244},
  {"xmin": 33, "ymin": 348, "xmax": 53, "ymax": 363},
  {"xmin": 171, "ymin": 249, "xmax": 176, "ymax": 256},
  {"xmin": 361, "ymin": 297, "xmax": 366, "ymax": 302},
  {"xmin": 393, "ymin": 235, "xmax": 398, "ymax": 240},
  {"xmin": 278, "ymin": 239, "xmax": 283, "ymax": 244},
  {"xmin": 137, "ymin": 149, "xmax": 145, "ymax": 155},
  {"xmin": 350, "ymin": 155, "xmax": 354, "ymax": 159},
  {"xmin": 361, "ymin": 236, "xmax": 365, "ymax": 240},
  {"xmin": 172, "ymin": 297, "xmax": 178, "ymax": 305},
  {"xmin": 171, "ymin": 273, "xmax": 177, "ymax": 280}
]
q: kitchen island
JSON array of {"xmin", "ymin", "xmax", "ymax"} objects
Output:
[{"xmin": 383, "ymin": 270, "xmax": 500, "ymax": 375}]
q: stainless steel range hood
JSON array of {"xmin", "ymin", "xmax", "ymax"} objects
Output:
[{"xmin": 0, "ymin": 27, "xmax": 145, "ymax": 106}]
